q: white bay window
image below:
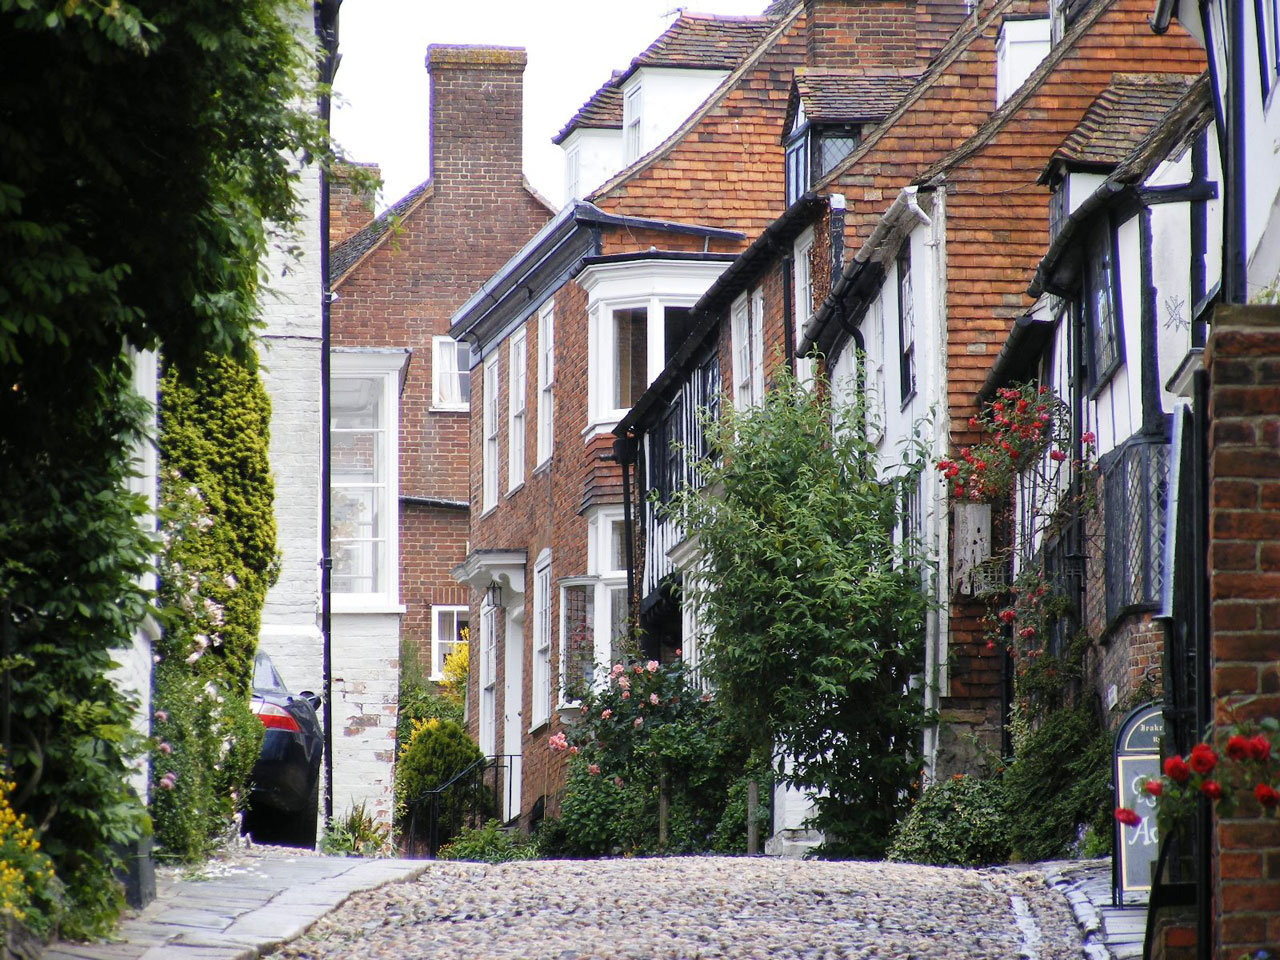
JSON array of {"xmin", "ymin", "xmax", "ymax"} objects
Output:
[
  {"xmin": 330, "ymin": 348, "xmax": 409, "ymax": 611},
  {"xmin": 558, "ymin": 507, "xmax": 630, "ymax": 705}
]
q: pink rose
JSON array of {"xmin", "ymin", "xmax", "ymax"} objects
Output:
[
  {"xmin": 611, "ymin": 663, "xmax": 624, "ymax": 676},
  {"xmin": 613, "ymin": 776, "xmax": 624, "ymax": 788},
  {"xmin": 675, "ymin": 648, "xmax": 682, "ymax": 657},
  {"xmin": 587, "ymin": 764, "xmax": 600, "ymax": 776},
  {"xmin": 568, "ymin": 745, "xmax": 579, "ymax": 755},
  {"xmin": 154, "ymin": 709, "xmax": 168, "ymax": 723},
  {"xmin": 646, "ymin": 660, "xmax": 659, "ymax": 673},
  {"xmin": 622, "ymin": 691, "xmax": 630, "ymax": 699},
  {"xmin": 649, "ymin": 693, "xmax": 659, "ymax": 705},
  {"xmin": 633, "ymin": 717, "xmax": 644, "ymax": 729},
  {"xmin": 601, "ymin": 709, "xmax": 612, "ymax": 720},
  {"xmin": 158, "ymin": 742, "xmax": 172, "ymax": 755}
]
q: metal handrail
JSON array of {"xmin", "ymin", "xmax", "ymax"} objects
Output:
[{"xmin": 404, "ymin": 754, "xmax": 521, "ymax": 858}]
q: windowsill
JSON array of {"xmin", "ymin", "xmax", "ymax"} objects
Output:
[
  {"xmin": 332, "ymin": 599, "xmax": 407, "ymax": 616},
  {"xmin": 582, "ymin": 417, "xmax": 623, "ymax": 441},
  {"xmin": 429, "ymin": 404, "xmax": 470, "ymax": 414},
  {"xmin": 527, "ymin": 716, "xmax": 550, "ymax": 736},
  {"xmin": 900, "ymin": 389, "xmax": 917, "ymax": 411},
  {"xmin": 506, "ymin": 481, "xmax": 525, "ymax": 498},
  {"xmin": 479, "ymin": 502, "xmax": 498, "ymax": 519},
  {"xmin": 533, "ymin": 457, "xmax": 552, "ymax": 476}
]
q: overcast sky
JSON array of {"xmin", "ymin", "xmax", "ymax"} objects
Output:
[{"xmin": 331, "ymin": 1, "xmax": 769, "ymax": 211}]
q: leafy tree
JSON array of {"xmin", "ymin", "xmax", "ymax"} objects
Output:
[
  {"xmin": 0, "ymin": 0, "xmax": 331, "ymax": 933},
  {"xmin": 669, "ymin": 366, "xmax": 931, "ymax": 857}
]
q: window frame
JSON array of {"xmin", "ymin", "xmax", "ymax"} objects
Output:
[
  {"xmin": 1083, "ymin": 220, "xmax": 1124, "ymax": 397},
  {"xmin": 897, "ymin": 243, "xmax": 917, "ymax": 407},
  {"xmin": 330, "ymin": 349, "xmax": 407, "ymax": 613},
  {"xmin": 530, "ymin": 551, "xmax": 552, "ymax": 730},
  {"xmin": 478, "ymin": 599, "xmax": 497, "ymax": 757},
  {"xmin": 430, "ymin": 605, "xmax": 469, "ymax": 682},
  {"xmin": 623, "ymin": 83, "xmax": 643, "ymax": 163},
  {"xmin": 536, "ymin": 302, "xmax": 555, "ymax": 467},
  {"xmin": 482, "ymin": 355, "xmax": 500, "ymax": 514},
  {"xmin": 508, "ymin": 328, "xmax": 527, "ymax": 492},
  {"xmin": 793, "ymin": 228, "xmax": 815, "ymax": 386},
  {"xmin": 431, "ymin": 336, "xmax": 471, "ymax": 412}
]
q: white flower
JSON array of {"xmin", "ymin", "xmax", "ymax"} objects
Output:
[
  {"xmin": 223, "ymin": 574, "xmax": 238, "ymax": 589},
  {"xmin": 185, "ymin": 651, "xmax": 202, "ymax": 664},
  {"xmin": 194, "ymin": 634, "xmax": 209, "ymax": 649}
]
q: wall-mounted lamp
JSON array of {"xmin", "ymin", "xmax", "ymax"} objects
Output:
[{"xmin": 486, "ymin": 580, "xmax": 503, "ymax": 609}]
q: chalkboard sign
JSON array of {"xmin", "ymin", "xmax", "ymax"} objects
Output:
[{"xmin": 1113, "ymin": 702, "xmax": 1164, "ymax": 905}]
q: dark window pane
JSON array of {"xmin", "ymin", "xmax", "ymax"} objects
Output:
[{"xmin": 614, "ymin": 307, "xmax": 648, "ymax": 409}]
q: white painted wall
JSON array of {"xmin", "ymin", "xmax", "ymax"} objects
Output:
[
  {"xmin": 330, "ymin": 612, "xmax": 400, "ymax": 826},
  {"xmin": 562, "ymin": 127, "xmax": 624, "ymax": 203},
  {"xmin": 621, "ymin": 67, "xmax": 728, "ymax": 165},
  {"xmin": 996, "ymin": 18, "xmax": 1050, "ymax": 108}
]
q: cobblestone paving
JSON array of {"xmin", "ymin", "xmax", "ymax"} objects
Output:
[{"xmin": 268, "ymin": 857, "xmax": 1087, "ymax": 960}]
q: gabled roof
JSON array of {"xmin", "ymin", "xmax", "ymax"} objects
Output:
[
  {"xmin": 618, "ymin": 12, "xmax": 775, "ymax": 84},
  {"xmin": 1030, "ymin": 72, "xmax": 1213, "ymax": 297},
  {"xmin": 330, "ymin": 180, "xmax": 432, "ymax": 283},
  {"xmin": 330, "ymin": 176, "xmax": 555, "ymax": 287},
  {"xmin": 783, "ymin": 68, "xmax": 921, "ymax": 135},
  {"xmin": 1040, "ymin": 72, "xmax": 1199, "ymax": 182},
  {"xmin": 552, "ymin": 72, "xmax": 624, "ymax": 145}
]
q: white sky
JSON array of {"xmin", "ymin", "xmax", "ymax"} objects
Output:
[{"xmin": 331, "ymin": 1, "xmax": 769, "ymax": 212}]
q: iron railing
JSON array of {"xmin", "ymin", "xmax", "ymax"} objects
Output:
[{"xmin": 404, "ymin": 754, "xmax": 520, "ymax": 858}]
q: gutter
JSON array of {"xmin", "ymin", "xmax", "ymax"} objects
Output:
[
  {"xmin": 1027, "ymin": 181, "xmax": 1127, "ymax": 298},
  {"xmin": 400, "ymin": 495, "xmax": 468, "ymax": 511}
]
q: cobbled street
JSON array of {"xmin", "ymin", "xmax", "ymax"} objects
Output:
[{"xmin": 267, "ymin": 857, "xmax": 1087, "ymax": 960}]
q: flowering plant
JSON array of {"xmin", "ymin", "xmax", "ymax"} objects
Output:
[
  {"xmin": 936, "ymin": 383, "xmax": 1076, "ymax": 503},
  {"xmin": 1114, "ymin": 719, "xmax": 1279, "ymax": 832}
]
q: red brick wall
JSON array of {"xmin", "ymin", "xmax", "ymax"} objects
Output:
[
  {"xmin": 1206, "ymin": 305, "xmax": 1280, "ymax": 960},
  {"xmin": 805, "ymin": 0, "xmax": 917, "ymax": 69},
  {"xmin": 331, "ymin": 45, "xmax": 553, "ymax": 670}
]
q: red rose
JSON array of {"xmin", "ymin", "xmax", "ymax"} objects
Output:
[
  {"xmin": 998, "ymin": 608, "xmax": 1016, "ymax": 624},
  {"xmin": 1081, "ymin": 431, "xmax": 1096, "ymax": 444},
  {"xmin": 1114, "ymin": 807, "xmax": 1141, "ymax": 827},
  {"xmin": 1050, "ymin": 449, "xmax": 1067, "ymax": 462},
  {"xmin": 1018, "ymin": 626, "xmax": 1035, "ymax": 640},
  {"xmin": 1226, "ymin": 735, "xmax": 1250, "ymax": 762},
  {"xmin": 1199, "ymin": 780, "xmax": 1223, "ymax": 800},
  {"xmin": 1164, "ymin": 756, "xmax": 1191, "ymax": 784},
  {"xmin": 1189, "ymin": 743, "xmax": 1218, "ymax": 775},
  {"xmin": 1143, "ymin": 779, "xmax": 1163, "ymax": 797},
  {"xmin": 1255, "ymin": 783, "xmax": 1279, "ymax": 808},
  {"xmin": 1249, "ymin": 734, "xmax": 1271, "ymax": 762}
]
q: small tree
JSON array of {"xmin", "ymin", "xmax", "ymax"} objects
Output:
[{"xmin": 669, "ymin": 366, "xmax": 930, "ymax": 856}]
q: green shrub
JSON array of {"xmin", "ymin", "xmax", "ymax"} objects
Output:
[
  {"xmin": 149, "ymin": 665, "xmax": 261, "ymax": 862},
  {"xmin": 887, "ymin": 774, "xmax": 1012, "ymax": 867},
  {"xmin": 438, "ymin": 820, "xmax": 538, "ymax": 864},
  {"xmin": 394, "ymin": 718, "xmax": 485, "ymax": 846},
  {"xmin": 396, "ymin": 640, "xmax": 463, "ymax": 751},
  {"xmin": 158, "ymin": 351, "xmax": 278, "ymax": 698},
  {"xmin": 1002, "ymin": 706, "xmax": 1113, "ymax": 862},
  {"xmin": 321, "ymin": 802, "xmax": 390, "ymax": 857}
]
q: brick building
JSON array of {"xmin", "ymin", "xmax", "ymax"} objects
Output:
[
  {"xmin": 448, "ymin": 6, "xmax": 807, "ymax": 826},
  {"xmin": 325, "ymin": 44, "xmax": 554, "ymax": 826}
]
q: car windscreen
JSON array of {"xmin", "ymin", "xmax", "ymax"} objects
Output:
[{"xmin": 252, "ymin": 652, "xmax": 289, "ymax": 695}]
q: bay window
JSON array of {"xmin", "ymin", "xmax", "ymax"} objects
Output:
[
  {"xmin": 557, "ymin": 508, "xmax": 631, "ymax": 705},
  {"xmin": 330, "ymin": 348, "xmax": 408, "ymax": 611}
]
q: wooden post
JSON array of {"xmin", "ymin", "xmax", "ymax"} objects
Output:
[
  {"xmin": 658, "ymin": 771, "xmax": 669, "ymax": 849},
  {"xmin": 746, "ymin": 779, "xmax": 759, "ymax": 854}
]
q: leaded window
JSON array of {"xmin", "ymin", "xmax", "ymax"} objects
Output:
[
  {"xmin": 1104, "ymin": 438, "xmax": 1170, "ymax": 625},
  {"xmin": 1085, "ymin": 223, "xmax": 1122, "ymax": 392},
  {"xmin": 897, "ymin": 245, "xmax": 916, "ymax": 404}
]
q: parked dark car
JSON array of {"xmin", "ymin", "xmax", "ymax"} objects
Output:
[{"xmin": 243, "ymin": 651, "xmax": 323, "ymax": 848}]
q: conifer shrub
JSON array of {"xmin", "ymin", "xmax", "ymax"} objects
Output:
[{"xmin": 394, "ymin": 718, "xmax": 485, "ymax": 846}]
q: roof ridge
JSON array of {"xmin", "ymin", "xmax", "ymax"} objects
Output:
[{"xmin": 589, "ymin": 3, "xmax": 803, "ymax": 202}]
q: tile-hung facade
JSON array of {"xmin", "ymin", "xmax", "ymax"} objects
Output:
[
  {"xmin": 799, "ymin": 0, "xmax": 1204, "ymax": 780},
  {"xmin": 449, "ymin": 7, "xmax": 808, "ymax": 827},
  {"xmin": 326, "ymin": 45, "xmax": 554, "ymax": 827}
]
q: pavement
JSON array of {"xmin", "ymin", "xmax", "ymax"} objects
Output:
[
  {"xmin": 43, "ymin": 846, "xmax": 429, "ymax": 960},
  {"xmin": 42, "ymin": 851, "xmax": 1146, "ymax": 960}
]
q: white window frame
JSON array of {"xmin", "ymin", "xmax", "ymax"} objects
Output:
[
  {"xmin": 530, "ymin": 550, "xmax": 552, "ymax": 730},
  {"xmin": 731, "ymin": 289, "xmax": 766, "ymax": 409},
  {"xmin": 478, "ymin": 599, "xmax": 497, "ymax": 757},
  {"xmin": 557, "ymin": 507, "xmax": 630, "ymax": 707},
  {"xmin": 330, "ymin": 349, "xmax": 408, "ymax": 613},
  {"xmin": 793, "ymin": 228, "xmax": 816, "ymax": 388},
  {"xmin": 508, "ymin": 328, "xmax": 527, "ymax": 492},
  {"xmin": 579, "ymin": 259, "xmax": 730, "ymax": 435},
  {"xmin": 564, "ymin": 144, "xmax": 581, "ymax": 202},
  {"xmin": 482, "ymin": 355, "xmax": 499, "ymax": 514},
  {"xmin": 623, "ymin": 83, "xmax": 642, "ymax": 163},
  {"xmin": 431, "ymin": 336, "xmax": 470, "ymax": 411},
  {"xmin": 536, "ymin": 303, "xmax": 555, "ymax": 467},
  {"xmin": 430, "ymin": 605, "xmax": 469, "ymax": 681}
]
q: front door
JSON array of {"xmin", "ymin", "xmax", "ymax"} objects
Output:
[{"xmin": 502, "ymin": 612, "xmax": 524, "ymax": 822}]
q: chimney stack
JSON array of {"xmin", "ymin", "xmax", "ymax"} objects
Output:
[
  {"xmin": 803, "ymin": 0, "xmax": 918, "ymax": 70},
  {"xmin": 426, "ymin": 45, "xmax": 527, "ymax": 195},
  {"xmin": 329, "ymin": 162, "xmax": 380, "ymax": 246}
]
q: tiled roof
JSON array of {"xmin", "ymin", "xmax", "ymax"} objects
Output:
[
  {"xmin": 552, "ymin": 72, "xmax": 624, "ymax": 145},
  {"xmin": 763, "ymin": 0, "xmax": 799, "ymax": 15},
  {"xmin": 1049, "ymin": 72, "xmax": 1200, "ymax": 172},
  {"xmin": 793, "ymin": 69, "xmax": 921, "ymax": 125},
  {"xmin": 330, "ymin": 180, "xmax": 431, "ymax": 283},
  {"xmin": 621, "ymin": 13, "xmax": 775, "ymax": 81}
]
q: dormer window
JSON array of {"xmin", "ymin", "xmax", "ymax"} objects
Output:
[
  {"xmin": 785, "ymin": 101, "xmax": 860, "ymax": 205},
  {"xmin": 623, "ymin": 84, "xmax": 642, "ymax": 163}
]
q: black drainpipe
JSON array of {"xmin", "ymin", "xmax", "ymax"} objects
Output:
[
  {"xmin": 782, "ymin": 256, "xmax": 795, "ymax": 369},
  {"xmin": 315, "ymin": 0, "xmax": 340, "ymax": 827},
  {"xmin": 1226, "ymin": 0, "xmax": 1247, "ymax": 304}
]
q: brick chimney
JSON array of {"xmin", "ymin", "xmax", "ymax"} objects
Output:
[
  {"xmin": 804, "ymin": 0, "xmax": 918, "ymax": 69},
  {"xmin": 426, "ymin": 45, "xmax": 527, "ymax": 195},
  {"xmin": 329, "ymin": 162, "xmax": 380, "ymax": 245}
]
